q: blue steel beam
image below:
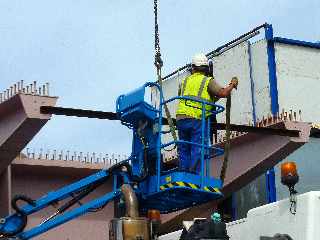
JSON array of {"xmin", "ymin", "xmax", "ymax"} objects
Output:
[
  {"xmin": 265, "ymin": 24, "xmax": 279, "ymax": 115},
  {"xmin": 266, "ymin": 168, "xmax": 277, "ymax": 203},
  {"xmin": 273, "ymin": 37, "xmax": 320, "ymax": 50}
]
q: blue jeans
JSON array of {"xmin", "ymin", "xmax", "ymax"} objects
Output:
[{"xmin": 176, "ymin": 118, "xmax": 208, "ymax": 174}]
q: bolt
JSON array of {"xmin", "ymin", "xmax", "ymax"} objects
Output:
[
  {"xmin": 299, "ymin": 110, "xmax": 302, "ymax": 121},
  {"xmin": 66, "ymin": 151, "xmax": 70, "ymax": 161},
  {"xmin": 30, "ymin": 84, "xmax": 33, "ymax": 94},
  {"xmin": 33, "ymin": 81, "xmax": 37, "ymax": 94},
  {"xmin": 46, "ymin": 82, "xmax": 50, "ymax": 95},
  {"xmin": 53, "ymin": 150, "xmax": 56, "ymax": 160},
  {"xmin": 230, "ymin": 132, "xmax": 235, "ymax": 139},
  {"xmin": 261, "ymin": 116, "xmax": 265, "ymax": 127},
  {"xmin": 92, "ymin": 152, "xmax": 96, "ymax": 163},
  {"xmin": 39, "ymin": 148, "xmax": 43, "ymax": 159},
  {"xmin": 0, "ymin": 218, "xmax": 5, "ymax": 224},
  {"xmin": 45, "ymin": 150, "xmax": 49, "ymax": 160},
  {"xmin": 267, "ymin": 114, "xmax": 271, "ymax": 125}
]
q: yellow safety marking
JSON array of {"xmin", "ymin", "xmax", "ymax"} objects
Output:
[
  {"xmin": 167, "ymin": 183, "xmax": 174, "ymax": 188},
  {"xmin": 204, "ymin": 186, "xmax": 210, "ymax": 192},
  {"xmin": 188, "ymin": 183, "xmax": 198, "ymax": 189},
  {"xmin": 160, "ymin": 186, "xmax": 165, "ymax": 190},
  {"xmin": 213, "ymin": 188, "xmax": 220, "ymax": 193},
  {"xmin": 176, "ymin": 181, "xmax": 185, "ymax": 187}
]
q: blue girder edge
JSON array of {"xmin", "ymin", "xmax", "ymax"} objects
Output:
[{"xmin": 273, "ymin": 37, "xmax": 320, "ymax": 50}]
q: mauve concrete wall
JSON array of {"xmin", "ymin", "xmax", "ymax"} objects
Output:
[
  {"xmin": 0, "ymin": 167, "xmax": 11, "ymax": 216},
  {"xmin": 11, "ymin": 166, "xmax": 114, "ymax": 240}
]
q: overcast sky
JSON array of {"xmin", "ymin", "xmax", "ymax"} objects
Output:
[{"xmin": 0, "ymin": 0, "xmax": 319, "ymax": 156}]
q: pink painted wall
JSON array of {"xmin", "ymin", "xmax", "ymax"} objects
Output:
[{"xmin": 11, "ymin": 165, "xmax": 114, "ymax": 240}]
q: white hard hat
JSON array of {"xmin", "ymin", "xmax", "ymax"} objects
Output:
[{"xmin": 192, "ymin": 53, "xmax": 208, "ymax": 67}]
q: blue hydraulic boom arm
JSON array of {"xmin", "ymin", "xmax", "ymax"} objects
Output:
[{"xmin": 0, "ymin": 163, "xmax": 128, "ymax": 240}]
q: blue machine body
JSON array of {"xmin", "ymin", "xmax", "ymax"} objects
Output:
[
  {"xmin": 0, "ymin": 82, "xmax": 225, "ymax": 239},
  {"xmin": 116, "ymin": 82, "xmax": 225, "ymax": 213}
]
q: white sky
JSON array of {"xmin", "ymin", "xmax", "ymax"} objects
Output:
[{"xmin": 0, "ymin": 0, "xmax": 319, "ymax": 156}]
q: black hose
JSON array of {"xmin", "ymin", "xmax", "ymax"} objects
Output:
[
  {"xmin": 59, "ymin": 183, "xmax": 102, "ymax": 214},
  {"xmin": 0, "ymin": 195, "xmax": 36, "ymax": 237},
  {"xmin": 11, "ymin": 195, "xmax": 35, "ymax": 216}
]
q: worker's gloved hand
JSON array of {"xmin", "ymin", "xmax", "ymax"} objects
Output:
[{"xmin": 230, "ymin": 77, "xmax": 239, "ymax": 90}]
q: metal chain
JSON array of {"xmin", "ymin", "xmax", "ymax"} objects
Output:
[
  {"xmin": 154, "ymin": 0, "xmax": 163, "ymax": 69},
  {"xmin": 153, "ymin": 0, "xmax": 178, "ymax": 146}
]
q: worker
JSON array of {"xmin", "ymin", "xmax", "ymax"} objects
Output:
[{"xmin": 176, "ymin": 53, "xmax": 238, "ymax": 173}]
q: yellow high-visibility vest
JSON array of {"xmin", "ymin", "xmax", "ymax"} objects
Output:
[{"xmin": 176, "ymin": 72, "xmax": 213, "ymax": 119}]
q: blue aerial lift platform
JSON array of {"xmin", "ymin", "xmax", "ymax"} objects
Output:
[
  {"xmin": 116, "ymin": 82, "xmax": 225, "ymax": 213},
  {"xmin": 0, "ymin": 82, "xmax": 225, "ymax": 239}
]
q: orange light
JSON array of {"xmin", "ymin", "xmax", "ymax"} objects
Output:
[
  {"xmin": 147, "ymin": 209, "xmax": 161, "ymax": 221},
  {"xmin": 281, "ymin": 162, "xmax": 298, "ymax": 178}
]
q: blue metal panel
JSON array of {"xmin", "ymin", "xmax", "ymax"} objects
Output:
[
  {"xmin": 265, "ymin": 168, "xmax": 277, "ymax": 203},
  {"xmin": 231, "ymin": 193, "xmax": 237, "ymax": 221},
  {"xmin": 116, "ymin": 87, "xmax": 145, "ymax": 113},
  {"xmin": 273, "ymin": 37, "xmax": 320, "ymax": 50},
  {"xmin": 265, "ymin": 24, "xmax": 279, "ymax": 115}
]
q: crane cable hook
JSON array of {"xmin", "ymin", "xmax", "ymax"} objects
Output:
[{"xmin": 153, "ymin": 0, "xmax": 178, "ymax": 147}]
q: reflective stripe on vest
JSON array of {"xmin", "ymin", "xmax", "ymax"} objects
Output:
[{"xmin": 176, "ymin": 73, "xmax": 213, "ymax": 119}]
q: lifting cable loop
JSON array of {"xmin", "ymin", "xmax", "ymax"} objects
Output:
[
  {"xmin": 153, "ymin": 0, "xmax": 178, "ymax": 146},
  {"xmin": 220, "ymin": 95, "xmax": 231, "ymax": 184}
]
